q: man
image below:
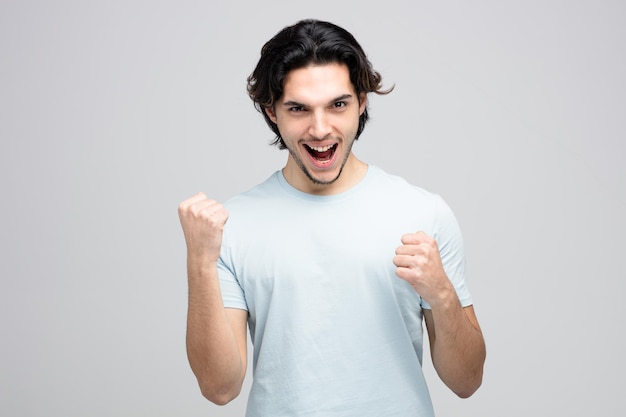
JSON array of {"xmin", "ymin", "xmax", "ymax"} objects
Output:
[{"xmin": 178, "ymin": 19, "xmax": 485, "ymax": 416}]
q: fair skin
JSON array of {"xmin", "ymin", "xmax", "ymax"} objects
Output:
[
  {"xmin": 265, "ymin": 63, "xmax": 369, "ymax": 195},
  {"xmin": 394, "ymin": 231, "xmax": 486, "ymax": 397},
  {"xmin": 178, "ymin": 63, "xmax": 485, "ymax": 405},
  {"xmin": 178, "ymin": 194, "xmax": 248, "ymax": 405}
]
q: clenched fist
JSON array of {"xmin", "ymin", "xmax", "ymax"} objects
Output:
[
  {"xmin": 178, "ymin": 192, "xmax": 229, "ymax": 263},
  {"xmin": 393, "ymin": 231, "xmax": 455, "ymax": 307}
]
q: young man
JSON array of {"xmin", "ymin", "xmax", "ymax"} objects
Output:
[{"xmin": 178, "ymin": 19, "xmax": 486, "ymax": 416}]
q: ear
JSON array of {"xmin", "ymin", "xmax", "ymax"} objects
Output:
[
  {"xmin": 265, "ymin": 106, "xmax": 277, "ymax": 124},
  {"xmin": 358, "ymin": 93, "xmax": 367, "ymax": 115}
]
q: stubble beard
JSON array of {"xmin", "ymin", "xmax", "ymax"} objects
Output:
[{"xmin": 288, "ymin": 137, "xmax": 355, "ymax": 186}]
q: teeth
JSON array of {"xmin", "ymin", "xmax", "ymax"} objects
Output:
[{"xmin": 306, "ymin": 144, "xmax": 334, "ymax": 152}]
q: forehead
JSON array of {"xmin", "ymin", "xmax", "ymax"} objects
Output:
[{"xmin": 281, "ymin": 63, "xmax": 355, "ymax": 103}]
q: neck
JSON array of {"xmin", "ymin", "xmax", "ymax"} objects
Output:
[{"xmin": 283, "ymin": 153, "xmax": 368, "ymax": 196}]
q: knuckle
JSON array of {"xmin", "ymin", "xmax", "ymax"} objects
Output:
[{"xmin": 179, "ymin": 203, "xmax": 194, "ymax": 218}]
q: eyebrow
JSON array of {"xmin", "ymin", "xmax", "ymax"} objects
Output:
[{"xmin": 282, "ymin": 94, "xmax": 354, "ymax": 108}]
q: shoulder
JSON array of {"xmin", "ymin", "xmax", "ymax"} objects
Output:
[
  {"xmin": 366, "ymin": 166, "xmax": 461, "ymax": 234},
  {"xmin": 224, "ymin": 171, "xmax": 283, "ymax": 210},
  {"xmin": 367, "ymin": 166, "xmax": 443, "ymax": 206},
  {"xmin": 221, "ymin": 171, "xmax": 295, "ymax": 238}
]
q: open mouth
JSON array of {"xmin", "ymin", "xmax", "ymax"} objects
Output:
[{"xmin": 304, "ymin": 143, "xmax": 338, "ymax": 163}]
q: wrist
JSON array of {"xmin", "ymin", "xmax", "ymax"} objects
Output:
[
  {"xmin": 186, "ymin": 242, "xmax": 219, "ymax": 262},
  {"xmin": 425, "ymin": 286, "xmax": 459, "ymax": 311},
  {"xmin": 187, "ymin": 252, "xmax": 219, "ymax": 275}
]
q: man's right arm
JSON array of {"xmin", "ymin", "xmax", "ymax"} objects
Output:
[{"xmin": 178, "ymin": 193, "xmax": 248, "ymax": 405}]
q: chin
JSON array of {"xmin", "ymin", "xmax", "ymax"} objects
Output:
[{"xmin": 305, "ymin": 167, "xmax": 343, "ymax": 186}]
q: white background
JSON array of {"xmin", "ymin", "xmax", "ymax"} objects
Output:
[{"xmin": 1, "ymin": 0, "xmax": 624, "ymax": 415}]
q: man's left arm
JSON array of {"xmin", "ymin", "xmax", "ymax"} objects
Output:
[
  {"xmin": 394, "ymin": 231, "xmax": 486, "ymax": 398},
  {"xmin": 423, "ymin": 304, "xmax": 485, "ymax": 398}
]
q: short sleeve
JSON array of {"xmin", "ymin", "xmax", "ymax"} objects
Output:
[
  {"xmin": 217, "ymin": 254, "xmax": 248, "ymax": 311},
  {"xmin": 420, "ymin": 195, "xmax": 473, "ymax": 309}
]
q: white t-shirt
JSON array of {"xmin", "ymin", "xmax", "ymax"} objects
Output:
[{"xmin": 218, "ymin": 165, "xmax": 472, "ymax": 417}]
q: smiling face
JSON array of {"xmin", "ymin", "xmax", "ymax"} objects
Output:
[{"xmin": 265, "ymin": 63, "xmax": 368, "ymax": 195}]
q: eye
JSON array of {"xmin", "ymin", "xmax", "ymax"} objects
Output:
[
  {"xmin": 333, "ymin": 101, "xmax": 347, "ymax": 109},
  {"xmin": 289, "ymin": 106, "xmax": 305, "ymax": 113}
]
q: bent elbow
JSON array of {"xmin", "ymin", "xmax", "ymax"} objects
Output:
[
  {"xmin": 453, "ymin": 375, "xmax": 483, "ymax": 399},
  {"xmin": 200, "ymin": 382, "xmax": 242, "ymax": 406},
  {"xmin": 455, "ymin": 387, "xmax": 477, "ymax": 399}
]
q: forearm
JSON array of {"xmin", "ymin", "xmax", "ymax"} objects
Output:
[
  {"xmin": 427, "ymin": 299, "xmax": 486, "ymax": 398},
  {"xmin": 186, "ymin": 255, "xmax": 245, "ymax": 404}
]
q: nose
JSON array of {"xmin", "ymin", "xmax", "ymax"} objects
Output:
[{"xmin": 308, "ymin": 110, "xmax": 332, "ymax": 140}]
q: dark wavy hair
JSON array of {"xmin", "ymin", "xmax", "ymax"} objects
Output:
[{"xmin": 247, "ymin": 19, "xmax": 393, "ymax": 149}]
